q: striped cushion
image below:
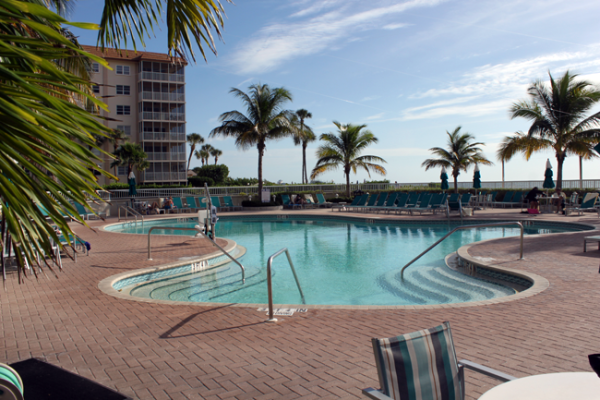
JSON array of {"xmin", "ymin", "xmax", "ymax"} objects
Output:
[{"xmin": 371, "ymin": 322, "xmax": 462, "ymax": 400}]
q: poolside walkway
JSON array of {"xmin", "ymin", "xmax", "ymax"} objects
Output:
[{"xmin": 2, "ymin": 208, "xmax": 600, "ymax": 399}]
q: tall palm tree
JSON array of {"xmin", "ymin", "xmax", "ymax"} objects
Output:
[
  {"xmin": 292, "ymin": 110, "xmax": 316, "ymax": 184},
  {"xmin": 186, "ymin": 133, "xmax": 204, "ymax": 171},
  {"xmin": 422, "ymin": 127, "xmax": 493, "ymax": 193},
  {"xmin": 508, "ymin": 71, "xmax": 600, "ymax": 190},
  {"xmin": 111, "ymin": 142, "xmax": 149, "ymax": 176},
  {"xmin": 210, "ymin": 84, "xmax": 294, "ymax": 195},
  {"xmin": 210, "ymin": 148, "xmax": 223, "ymax": 164},
  {"xmin": 496, "ymin": 132, "xmax": 527, "ymax": 189},
  {"xmin": 200, "ymin": 144, "xmax": 214, "ymax": 165},
  {"xmin": 310, "ymin": 121, "xmax": 387, "ymax": 197},
  {"xmin": 109, "ymin": 129, "xmax": 129, "ymax": 175}
]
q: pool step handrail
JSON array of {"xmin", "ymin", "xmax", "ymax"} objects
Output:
[
  {"xmin": 266, "ymin": 248, "xmax": 306, "ymax": 323},
  {"xmin": 400, "ymin": 221, "xmax": 524, "ymax": 279},
  {"xmin": 118, "ymin": 205, "xmax": 144, "ymax": 223},
  {"xmin": 146, "ymin": 226, "xmax": 245, "ymax": 283}
]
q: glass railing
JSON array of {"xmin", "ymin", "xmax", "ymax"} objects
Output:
[
  {"xmin": 142, "ymin": 132, "xmax": 186, "ymax": 141},
  {"xmin": 140, "ymin": 112, "xmax": 185, "ymax": 121},
  {"xmin": 139, "ymin": 71, "xmax": 184, "ymax": 82},
  {"xmin": 140, "ymin": 92, "xmax": 185, "ymax": 101},
  {"xmin": 144, "ymin": 152, "xmax": 186, "ymax": 161}
]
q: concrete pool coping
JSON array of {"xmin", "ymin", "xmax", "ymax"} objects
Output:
[{"xmin": 98, "ymin": 215, "xmax": 596, "ymax": 310}]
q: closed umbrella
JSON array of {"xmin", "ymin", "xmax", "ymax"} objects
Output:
[
  {"xmin": 543, "ymin": 159, "xmax": 555, "ymax": 189},
  {"xmin": 473, "ymin": 164, "xmax": 481, "ymax": 189},
  {"xmin": 128, "ymin": 171, "xmax": 137, "ymax": 196},
  {"xmin": 440, "ymin": 166, "xmax": 449, "ymax": 191}
]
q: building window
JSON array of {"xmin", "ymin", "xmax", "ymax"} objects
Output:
[
  {"xmin": 118, "ymin": 166, "xmax": 127, "ymax": 175},
  {"xmin": 116, "ymin": 65, "xmax": 130, "ymax": 75},
  {"xmin": 116, "ymin": 85, "xmax": 130, "ymax": 95},
  {"xmin": 92, "ymin": 85, "xmax": 99, "ymax": 94},
  {"xmin": 116, "ymin": 125, "xmax": 131, "ymax": 136},
  {"xmin": 116, "ymin": 105, "xmax": 130, "ymax": 115},
  {"xmin": 90, "ymin": 63, "xmax": 99, "ymax": 73}
]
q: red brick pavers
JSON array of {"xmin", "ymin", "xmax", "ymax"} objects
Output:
[{"xmin": 2, "ymin": 210, "xmax": 600, "ymax": 399}]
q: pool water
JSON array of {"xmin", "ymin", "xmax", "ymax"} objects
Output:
[{"xmin": 108, "ymin": 217, "xmax": 585, "ymax": 306}]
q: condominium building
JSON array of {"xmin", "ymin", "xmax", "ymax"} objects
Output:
[{"xmin": 82, "ymin": 45, "xmax": 187, "ymax": 186}]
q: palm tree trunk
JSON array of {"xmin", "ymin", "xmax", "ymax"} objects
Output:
[
  {"xmin": 453, "ymin": 174, "xmax": 458, "ymax": 193},
  {"xmin": 346, "ymin": 171, "xmax": 350, "ymax": 197},
  {"xmin": 502, "ymin": 160, "xmax": 505, "ymax": 188},
  {"xmin": 579, "ymin": 156, "xmax": 583, "ymax": 189},
  {"xmin": 300, "ymin": 119, "xmax": 305, "ymax": 184},
  {"xmin": 187, "ymin": 151, "xmax": 193, "ymax": 172},
  {"xmin": 258, "ymin": 143, "xmax": 265, "ymax": 199},
  {"xmin": 302, "ymin": 141, "xmax": 307, "ymax": 184},
  {"xmin": 556, "ymin": 153, "xmax": 565, "ymax": 191}
]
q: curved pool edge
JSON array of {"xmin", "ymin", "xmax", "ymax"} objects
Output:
[
  {"xmin": 97, "ymin": 216, "xmax": 597, "ymax": 310},
  {"xmin": 98, "ymin": 237, "xmax": 244, "ymax": 303}
]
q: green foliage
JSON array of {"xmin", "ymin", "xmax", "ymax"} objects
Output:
[
  {"xmin": 366, "ymin": 179, "xmax": 390, "ymax": 183},
  {"xmin": 0, "ymin": 3, "xmax": 115, "ymax": 277},
  {"xmin": 102, "ymin": 182, "xmax": 191, "ymax": 190},
  {"xmin": 188, "ymin": 176, "xmax": 215, "ymax": 187},
  {"xmin": 193, "ymin": 164, "xmax": 229, "ymax": 183},
  {"xmin": 110, "ymin": 142, "xmax": 148, "ymax": 175}
]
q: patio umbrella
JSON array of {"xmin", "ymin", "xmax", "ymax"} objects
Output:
[
  {"xmin": 543, "ymin": 159, "xmax": 555, "ymax": 189},
  {"xmin": 472, "ymin": 164, "xmax": 481, "ymax": 189},
  {"xmin": 440, "ymin": 166, "xmax": 449, "ymax": 191},
  {"xmin": 128, "ymin": 171, "xmax": 137, "ymax": 196}
]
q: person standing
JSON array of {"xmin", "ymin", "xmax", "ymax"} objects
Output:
[{"xmin": 525, "ymin": 187, "xmax": 544, "ymax": 212}]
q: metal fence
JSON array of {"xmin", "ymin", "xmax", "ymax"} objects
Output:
[{"xmin": 98, "ymin": 179, "xmax": 600, "ymax": 201}]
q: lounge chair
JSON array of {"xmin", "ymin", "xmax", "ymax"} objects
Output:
[
  {"xmin": 404, "ymin": 192, "xmax": 420, "ymax": 208},
  {"xmin": 352, "ymin": 194, "xmax": 379, "ymax": 212},
  {"xmin": 372, "ymin": 193, "xmax": 399, "ymax": 213},
  {"xmin": 411, "ymin": 193, "xmax": 448, "ymax": 215},
  {"xmin": 211, "ymin": 196, "xmax": 228, "ymax": 212},
  {"xmin": 171, "ymin": 197, "xmax": 190, "ymax": 213},
  {"xmin": 223, "ymin": 196, "xmax": 242, "ymax": 211},
  {"xmin": 281, "ymin": 194, "xmax": 298, "ymax": 209},
  {"xmin": 493, "ymin": 191, "xmax": 514, "ymax": 208},
  {"xmin": 362, "ymin": 322, "xmax": 516, "ymax": 400},
  {"xmin": 315, "ymin": 193, "xmax": 333, "ymax": 208},
  {"xmin": 333, "ymin": 194, "xmax": 363, "ymax": 212},
  {"xmin": 303, "ymin": 194, "xmax": 319, "ymax": 209},
  {"xmin": 347, "ymin": 194, "xmax": 370, "ymax": 212},
  {"xmin": 185, "ymin": 196, "xmax": 202, "ymax": 211},
  {"xmin": 405, "ymin": 193, "xmax": 432, "ymax": 215},
  {"xmin": 484, "ymin": 191, "xmax": 498, "ymax": 208},
  {"xmin": 566, "ymin": 193, "xmax": 599, "ymax": 216},
  {"xmin": 73, "ymin": 202, "xmax": 95, "ymax": 220},
  {"xmin": 194, "ymin": 196, "xmax": 207, "ymax": 209}
]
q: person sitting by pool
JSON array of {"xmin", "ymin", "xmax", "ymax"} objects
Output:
[
  {"xmin": 148, "ymin": 201, "xmax": 160, "ymax": 214},
  {"xmin": 525, "ymin": 187, "xmax": 544, "ymax": 212},
  {"xmin": 553, "ymin": 189, "xmax": 567, "ymax": 214},
  {"xmin": 162, "ymin": 197, "xmax": 175, "ymax": 211},
  {"xmin": 294, "ymin": 194, "xmax": 305, "ymax": 206}
]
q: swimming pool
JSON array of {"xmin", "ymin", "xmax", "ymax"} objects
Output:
[{"xmin": 105, "ymin": 216, "xmax": 589, "ymax": 306}]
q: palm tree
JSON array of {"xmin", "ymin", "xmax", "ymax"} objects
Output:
[
  {"xmin": 292, "ymin": 110, "xmax": 316, "ymax": 184},
  {"xmin": 422, "ymin": 127, "xmax": 493, "ymax": 193},
  {"xmin": 310, "ymin": 121, "xmax": 387, "ymax": 197},
  {"xmin": 48, "ymin": 0, "xmax": 231, "ymax": 63},
  {"xmin": 186, "ymin": 133, "xmax": 204, "ymax": 171},
  {"xmin": 507, "ymin": 71, "xmax": 600, "ymax": 190},
  {"xmin": 210, "ymin": 84, "xmax": 294, "ymax": 195},
  {"xmin": 109, "ymin": 129, "xmax": 129, "ymax": 175},
  {"xmin": 200, "ymin": 144, "xmax": 214, "ymax": 165},
  {"xmin": 210, "ymin": 148, "xmax": 223, "ymax": 164},
  {"xmin": 496, "ymin": 133, "xmax": 527, "ymax": 189},
  {"xmin": 194, "ymin": 149, "xmax": 209, "ymax": 166},
  {"xmin": 111, "ymin": 142, "xmax": 149, "ymax": 176}
]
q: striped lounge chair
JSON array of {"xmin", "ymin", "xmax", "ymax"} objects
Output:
[{"xmin": 362, "ymin": 321, "xmax": 516, "ymax": 400}]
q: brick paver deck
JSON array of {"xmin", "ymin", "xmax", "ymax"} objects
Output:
[{"xmin": 2, "ymin": 209, "xmax": 600, "ymax": 399}]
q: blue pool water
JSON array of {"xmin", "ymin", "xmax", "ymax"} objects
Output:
[{"xmin": 107, "ymin": 217, "xmax": 587, "ymax": 306}]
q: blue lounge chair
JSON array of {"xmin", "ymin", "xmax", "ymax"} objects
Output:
[
  {"xmin": 406, "ymin": 193, "xmax": 432, "ymax": 215},
  {"xmin": 315, "ymin": 193, "xmax": 333, "ymax": 208},
  {"xmin": 346, "ymin": 194, "xmax": 369, "ymax": 211},
  {"xmin": 281, "ymin": 194, "xmax": 296, "ymax": 209},
  {"xmin": 352, "ymin": 194, "xmax": 379, "ymax": 212},
  {"xmin": 185, "ymin": 196, "xmax": 202, "ymax": 211},
  {"xmin": 171, "ymin": 197, "xmax": 189, "ymax": 213},
  {"xmin": 493, "ymin": 191, "xmax": 513, "ymax": 208},
  {"xmin": 362, "ymin": 322, "xmax": 516, "ymax": 400},
  {"xmin": 566, "ymin": 193, "xmax": 598, "ymax": 216},
  {"xmin": 194, "ymin": 196, "xmax": 207, "ymax": 209},
  {"xmin": 223, "ymin": 196, "xmax": 242, "ymax": 211},
  {"xmin": 373, "ymin": 192, "xmax": 398, "ymax": 213},
  {"xmin": 404, "ymin": 192, "xmax": 420, "ymax": 207},
  {"xmin": 387, "ymin": 193, "xmax": 410, "ymax": 214},
  {"xmin": 211, "ymin": 196, "xmax": 228, "ymax": 212},
  {"xmin": 335, "ymin": 194, "xmax": 364, "ymax": 212},
  {"xmin": 73, "ymin": 202, "xmax": 95, "ymax": 220},
  {"xmin": 411, "ymin": 193, "xmax": 447, "ymax": 215}
]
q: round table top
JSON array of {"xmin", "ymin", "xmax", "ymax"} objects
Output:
[{"xmin": 479, "ymin": 372, "xmax": 600, "ymax": 400}]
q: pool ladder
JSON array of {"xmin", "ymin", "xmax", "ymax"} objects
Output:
[
  {"xmin": 118, "ymin": 206, "xmax": 144, "ymax": 224},
  {"xmin": 265, "ymin": 248, "xmax": 305, "ymax": 323},
  {"xmin": 400, "ymin": 221, "xmax": 524, "ymax": 279}
]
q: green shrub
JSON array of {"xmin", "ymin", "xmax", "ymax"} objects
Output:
[
  {"xmin": 192, "ymin": 165, "xmax": 229, "ymax": 184},
  {"xmin": 188, "ymin": 176, "xmax": 215, "ymax": 187}
]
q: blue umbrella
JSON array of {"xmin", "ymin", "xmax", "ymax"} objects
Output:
[
  {"xmin": 440, "ymin": 166, "xmax": 449, "ymax": 191},
  {"xmin": 543, "ymin": 159, "xmax": 555, "ymax": 189},
  {"xmin": 128, "ymin": 171, "xmax": 137, "ymax": 196},
  {"xmin": 473, "ymin": 164, "xmax": 481, "ymax": 189}
]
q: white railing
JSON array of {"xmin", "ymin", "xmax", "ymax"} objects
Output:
[
  {"xmin": 140, "ymin": 112, "xmax": 185, "ymax": 121},
  {"xmin": 145, "ymin": 152, "xmax": 186, "ymax": 161},
  {"xmin": 139, "ymin": 71, "xmax": 184, "ymax": 82},
  {"xmin": 99, "ymin": 179, "xmax": 600, "ymax": 200},
  {"xmin": 142, "ymin": 132, "xmax": 186, "ymax": 141},
  {"xmin": 140, "ymin": 92, "xmax": 185, "ymax": 102}
]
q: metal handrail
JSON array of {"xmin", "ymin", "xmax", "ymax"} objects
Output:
[
  {"xmin": 400, "ymin": 221, "xmax": 524, "ymax": 279},
  {"xmin": 146, "ymin": 226, "xmax": 245, "ymax": 283},
  {"xmin": 266, "ymin": 248, "xmax": 305, "ymax": 323},
  {"xmin": 118, "ymin": 205, "xmax": 144, "ymax": 223}
]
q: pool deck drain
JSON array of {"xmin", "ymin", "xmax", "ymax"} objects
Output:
[{"xmin": 1, "ymin": 208, "xmax": 600, "ymax": 399}]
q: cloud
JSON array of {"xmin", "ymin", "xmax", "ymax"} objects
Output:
[
  {"xmin": 382, "ymin": 23, "xmax": 410, "ymax": 30},
  {"xmin": 227, "ymin": 0, "xmax": 446, "ymax": 74},
  {"xmin": 361, "ymin": 95, "xmax": 380, "ymax": 102},
  {"xmin": 366, "ymin": 112, "xmax": 384, "ymax": 120},
  {"xmin": 374, "ymin": 147, "xmax": 431, "ymax": 157},
  {"xmin": 402, "ymin": 99, "xmax": 509, "ymax": 120}
]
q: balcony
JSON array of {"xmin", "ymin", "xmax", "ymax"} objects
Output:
[
  {"xmin": 139, "ymin": 71, "xmax": 184, "ymax": 82},
  {"xmin": 140, "ymin": 92, "xmax": 185, "ymax": 102},
  {"xmin": 144, "ymin": 171, "xmax": 187, "ymax": 181},
  {"xmin": 142, "ymin": 132, "xmax": 186, "ymax": 141},
  {"xmin": 145, "ymin": 152, "xmax": 186, "ymax": 161},
  {"xmin": 140, "ymin": 112, "xmax": 185, "ymax": 121}
]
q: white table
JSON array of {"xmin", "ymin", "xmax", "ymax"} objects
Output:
[{"xmin": 478, "ymin": 372, "xmax": 600, "ymax": 400}]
